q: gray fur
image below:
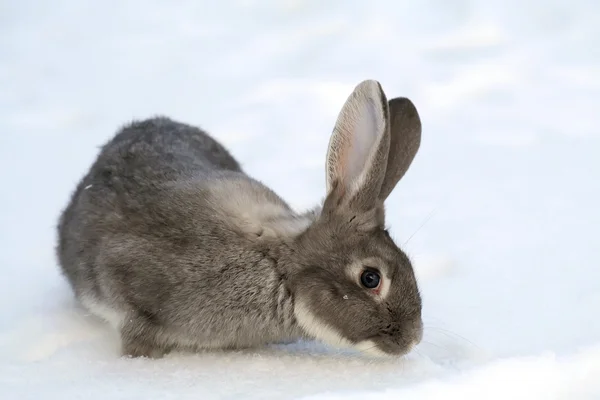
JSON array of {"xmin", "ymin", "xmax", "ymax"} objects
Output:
[{"xmin": 56, "ymin": 80, "xmax": 423, "ymax": 358}]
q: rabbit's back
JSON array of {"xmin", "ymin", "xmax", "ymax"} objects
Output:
[
  {"xmin": 56, "ymin": 117, "xmax": 246, "ymax": 300},
  {"xmin": 98, "ymin": 117, "xmax": 242, "ymax": 181}
]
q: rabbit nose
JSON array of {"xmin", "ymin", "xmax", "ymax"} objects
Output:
[
  {"xmin": 412, "ymin": 318, "xmax": 424, "ymax": 345},
  {"xmin": 405, "ymin": 317, "xmax": 423, "ymax": 349}
]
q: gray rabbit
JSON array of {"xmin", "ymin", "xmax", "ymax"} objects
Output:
[{"xmin": 56, "ymin": 80, "xmax": 423, "ymax": 358}]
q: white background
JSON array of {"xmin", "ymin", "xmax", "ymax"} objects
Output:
[{"xmin": 1, "ymin": 1, "xmax": 599, "ymax": 398}]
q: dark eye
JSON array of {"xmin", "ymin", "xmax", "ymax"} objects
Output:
[{"xmin": 360, "ymin": 268, "xmax": 381, "ymax": 289}]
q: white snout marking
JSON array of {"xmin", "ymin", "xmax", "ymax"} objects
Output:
[
  {"xmin": 354, "ymin": 340, "xmax": 393, "ymax": 358},
  {"xmin": 294, "ymin": 300, "xmax": 354, "ymax": 350},
  {"xmin": 294, "ymin": 300, "xmax": 389, "ymax": 357}
]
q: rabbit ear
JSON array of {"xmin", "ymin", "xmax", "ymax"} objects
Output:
[
  {"xmin": 325, "ymin": 80, "xmax": 391, "ymax": 211},
  {"xmin": 377, "ymin": 97, "xmax": 422, "ymax": 202}
]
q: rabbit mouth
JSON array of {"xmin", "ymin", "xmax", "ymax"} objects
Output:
[
  {"xmin": 365, "ymin": 317, "xmax": 424, "ymax": 357},
  {"xmin": 355, "ymin": 332, "xmax": 421, "ymax": 358}
]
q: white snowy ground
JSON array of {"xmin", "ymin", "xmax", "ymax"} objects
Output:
[{"xmin": 1, "ymin": 0, "xmax": 599, "ymax": 399}]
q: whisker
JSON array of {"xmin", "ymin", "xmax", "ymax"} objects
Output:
[
  {"xmin": 360, "ymin": 344, "xmax": 382, "ymax": 353},
  {"xmin": 419, "ymin": 340, "xmax": 446, "ymax": 350},
  {"xmin": 404, "ymin": 208, "xmax": 438, "ymax": 245},
  {"xmin": 425, "ymin": 326, "xmax": 480, "ymax": 349}
]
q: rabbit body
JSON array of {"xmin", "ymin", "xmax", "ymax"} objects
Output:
[{"xmin": 57, "ymin": 80, "xmax": 424, "ymax": 358}]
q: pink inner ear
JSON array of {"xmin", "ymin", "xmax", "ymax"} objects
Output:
[
  {"xmin": 337, "ymin": 99, "xmax": 382, "ymax": 193},
  {"xmin": 348, "ymin": 100, "xmax": 380, "ymax": 181}
]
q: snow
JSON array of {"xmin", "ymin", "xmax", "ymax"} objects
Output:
[{"xmin": 1, "ymin": 0, "xmax": 599, "ymax": 399}]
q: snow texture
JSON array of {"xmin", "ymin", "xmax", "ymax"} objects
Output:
[{"xmin": 1, "ymin": 0, "xmax": 599, "ymax": 399}]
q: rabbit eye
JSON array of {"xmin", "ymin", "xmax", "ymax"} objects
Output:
[{"xmin": 360, "ymin": 268, "xmax": 381, "ymax": 289}]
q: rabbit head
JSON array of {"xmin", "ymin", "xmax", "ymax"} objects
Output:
[{"xmin": 289, "ymin": 80, "xmax": 423, "ymax": 357}]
